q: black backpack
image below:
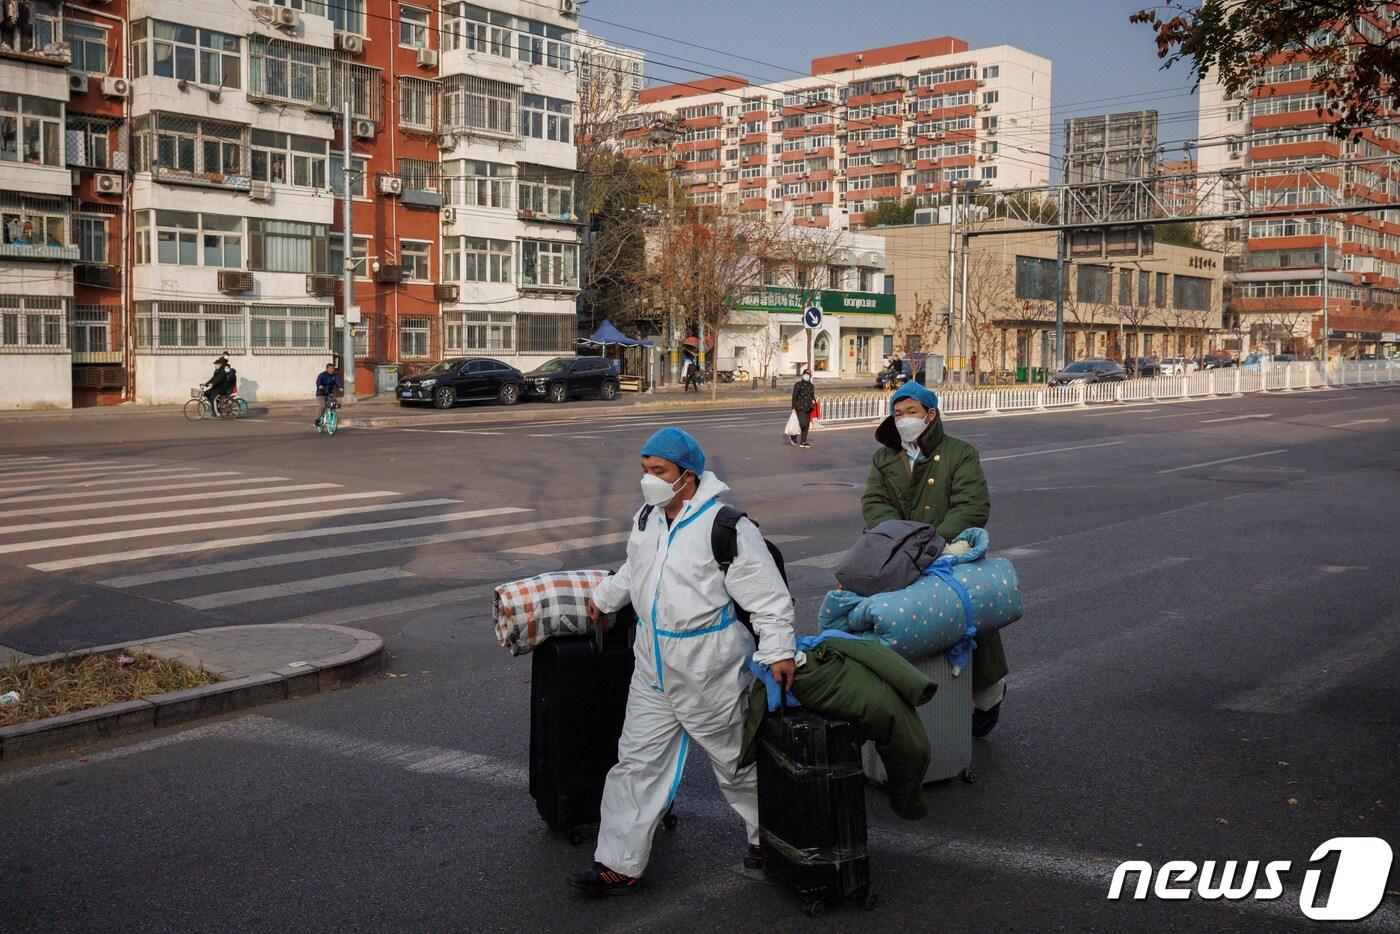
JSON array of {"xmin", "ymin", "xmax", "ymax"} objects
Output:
[{"xmin": 636, "ymin": 504, "xmax": 791, "ymax": 638}]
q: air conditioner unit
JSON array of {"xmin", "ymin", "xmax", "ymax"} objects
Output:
[
  {"xmin": 352, "ymin": 119, "xmax": 376, "ymax": 140},
  {"xmin": 987, "ymin": 128, "xmax": 998, "ymax": 137},
  {"xmin": 976, "ymin": 79, "xmax": 986, "ymax": 87},
  {"xmin": 434, "ymin": 283, "xmax": 459, "ymax": 302},
  {"xmin": 977, "ymin": 104, "xmax": 990, "ymax": 112},
  {"xmin": 438, "ymin": 133, "xmax": 456, "ymax": 149},
  {"xmin": 441, "ymin": 208, "xmax": 456, "ymax": 224},
  {"xmin": 416, "ymin": 47, "xmax": 439, "ymax": 69},
  {"xmin": 69, "ymin": 73, "xmax": 88, "ymax": 95},
  {"xmin": 274, "ymin": 6, "xmax": 299, "ymax": 29},
  {"xmin": 252, "ymin": 4, "xmax": 276, "ymax": 22},
  {"xmin": 374, "ymin": 263, "xmax": 404, "ymax": 284},
  {"xmin": 1228, "ymin": 150, "xmax": 1242, "ymax": 160},
  {"xmin": 94, "ymin": 173, "xmax": 123, "ymax": 195},
  {"xmin": 378, "ymin": 176, "xmax": 403, "ymax": 196},
  {"xmin": 903, "ymin": 185, "xmax": 915, "ymax": 194},
  {"xmin": 218, "ymin": 270, "xmax": 254, "ymax": 294},
  {"xmin": 101, "ymin": 77, "xmax": 129, "ymax": 99},
  {"xmin": 335, "ymin": 32, "xmax": 364, "ymax": 54},
  {"xmin": 977, "ymin": 154, "xmax": 989, "ymax": 162},
  {"xmin": 249, "ymin": 180, "xmax": 272, "ymax": 201},
  {"xmin": 559, "ymin": 0, "xmax": 579, "ymax": 15},
  {"xmin": 305, "ymin": 274, "xmax": 337, "ymax": 298}
]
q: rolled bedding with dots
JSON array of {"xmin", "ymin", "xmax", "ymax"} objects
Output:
[{"xmin": 817, "ymin": 539, "xmax": 1023, "ymax": 662}]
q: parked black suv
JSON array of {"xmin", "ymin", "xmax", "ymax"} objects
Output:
[
  {"xmin": 523, "ymin": 356, "xmax": 620, "ymax": 403},
  {"xmin": 396, "ymin": 357, "xmax": 526, "ymax": 409},
  {"xmin": 1125, "ymin": 356, "xmax": 1162, "ymax": 378},
  {"xmin": 1049, "ymin": 358, "xmax": 1128, "ymax": 385}
]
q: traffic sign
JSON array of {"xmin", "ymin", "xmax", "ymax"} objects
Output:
[{"xmin": 803, "ymin": 306, "xmax": 822, "ymax": 329}]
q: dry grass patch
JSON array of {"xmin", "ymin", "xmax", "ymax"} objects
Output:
[{"xmin": 1, "ymin": 653, "xmax": 215, "ymax": 727}]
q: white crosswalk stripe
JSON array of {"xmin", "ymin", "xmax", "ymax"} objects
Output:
[
  {"xmin": 177, "ymin": 567, "xmax": 416, "ymax": 611},
  {"xmin": 0, "ymin": 469, "xmax": 233, "ymax": 497},
  {"xmin": 0, "ymin": 483, "xmax": 341, "ymax": 520},
  {"xmin": 0, "ymin": 460, "xmax": 145, "ymax": 477},
  {"xmin": 0, "ymin": 491, "xmax": 396, "ymax": 534}
]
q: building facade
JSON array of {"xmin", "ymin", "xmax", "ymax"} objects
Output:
[
  {"xmin": 1156, "ymin": 159, "xmax": 1199, "ymax": 214},
  {"xmin": 623, "ymin": 37, "xmax": 1051, "ymax": 230},
  {"xmin": 1196, "ymin": 45, "xmax": 1400, "ymax": 357},
  {"xmin": 880, "ymin": 220, "xmax": 1225, "ymax": 376},
  {"xmin": 0, "ymin": 0, "xmax": 585, "ymax": 410},
  {"xmin": 576, "ymin": 29, "xmax": 643, "ymax": 114}
]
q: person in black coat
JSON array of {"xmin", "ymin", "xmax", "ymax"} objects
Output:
[
  {"xmin": 203, "ymin": 356, "xmax": 234, "ymax": 408},
  {"xmin": 790, "ymin": 368, "xmax": 816, "ymax": 448}
]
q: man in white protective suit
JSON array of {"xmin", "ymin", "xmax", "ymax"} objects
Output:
[{"xmin": 568, "ymin": 427, "xmax": 798, "ymax": 896}]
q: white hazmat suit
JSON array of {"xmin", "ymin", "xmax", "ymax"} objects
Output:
[{"xmin": 589, "ymin": 470, "xmax": 796, "ymax": 878}]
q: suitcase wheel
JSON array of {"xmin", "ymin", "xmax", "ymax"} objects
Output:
[
  {"xmin": 961, "ymin": 768, "xmax": 977, "ymax": 784},
  {"xmin": 858, "ymin": 888, "xmax": 878, "ymax": 911},
  {"xmin": 661, "ymin": 810, "xmax": 678, "ymax": 831},
  {"xmin": 803, "ymin": 898, "xmax": 827, "ymax": 918}
]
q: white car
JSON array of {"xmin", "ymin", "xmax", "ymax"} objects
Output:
[{"xmin": 1159, "ymin": 356, "xmax": 1199, "ymax": 376}]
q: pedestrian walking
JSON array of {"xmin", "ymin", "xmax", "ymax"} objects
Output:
[
  {"xmin": 683, "ymin": 357, "xmax": 700, "ymax": 393},
  {"xmin": 570, "ymin": 428, "xmax": 797, "ymax": 896},
  {"xmin": 789, "ymin": 368, "xmax": 816, "ymax": 448}
]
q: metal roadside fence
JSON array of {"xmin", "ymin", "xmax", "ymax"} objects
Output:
[{"xmin": 815, "ymin": 360, "xmax": 1400, "ymax": 425}]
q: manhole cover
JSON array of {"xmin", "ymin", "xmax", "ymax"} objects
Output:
[
  {"xmin": 403, "ymin": 553, "xmax": 562, "ymax": 582},
  {"xmin": 801, "ymin": 481, "xmax": 858, "ymax": 490}
]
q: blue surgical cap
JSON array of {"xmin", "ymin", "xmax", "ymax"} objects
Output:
[
  {"xmin": 890, "ymin": 382, "xmax": 939, "ymax": 415},
  {"xmin": 640, "ymin": 427, "xmax": 706, "ymax": 476}
]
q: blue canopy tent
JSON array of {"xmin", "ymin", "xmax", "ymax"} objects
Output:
[{"xmin": 578, "ymin": 320, "xmax": 655, "ymax": 389}]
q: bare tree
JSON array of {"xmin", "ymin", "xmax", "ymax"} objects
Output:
[
  {"xmin": 897, "ymin": 292, "xmax": 941, "ymax": 360},
  {"xmin": 1114, "ymin": 301, "xmax": 1155, "ymax": 364},
  {"xmin": 958, "ymin": 249, "xmax": 1017, "ymax": 382}
]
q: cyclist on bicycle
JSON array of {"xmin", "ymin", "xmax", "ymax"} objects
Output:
[
  {"xmin": 315, "ymin": 362, "xmax": 343, "ymax": 427},
  {"xmin": 203, "ymin": 356, "xmax": 236, "ymax": 411}
]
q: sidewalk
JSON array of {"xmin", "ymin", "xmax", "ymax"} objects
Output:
[{"xmin": 0, "ymin": 623, "xmax": 382, "ymax": 761}]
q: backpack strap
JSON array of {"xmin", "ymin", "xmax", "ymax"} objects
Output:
[
  {"xmin": 712, "ymin": 505, "xmax": 746, "ymax": 572},
  {"xmin": 637, "ymin": 503, "xmax": 655, "ymax": 531}
]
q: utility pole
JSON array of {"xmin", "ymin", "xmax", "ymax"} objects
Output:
[
  {"xmin": 340, "ymin": 100, "xmax": 356, "ymax": 401},
  {"xmin": 1321, "ymin": 231, "xmax": 1330, "ymax": 366},
  {"xmin": 946, "ymin": 186, "xmax": 957, "ymax": 367},
  {"xmin": 1054, "ymin": 192, "xmax": 1066, "ymax": 371},
  {"xmin": 959, "ymin": 231, "xmax": 970, "ymax": 385}
]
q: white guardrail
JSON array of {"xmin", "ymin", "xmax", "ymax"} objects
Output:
[{"xmin": 817, "ymin": 360, "xmax": 1400, "ymax": 424}]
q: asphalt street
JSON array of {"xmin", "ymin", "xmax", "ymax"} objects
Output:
[{"xmin": 1, "ymin": 386, "xmax": 1398, "ymax": 932}]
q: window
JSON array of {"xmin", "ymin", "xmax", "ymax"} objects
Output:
[
  {"xmin": 1137, "ymin": 269, "xmax": 1150, "ymax": 306},
  {"xmin": 521, "ymin": 94, "xmax": 572, "ymax": 142},
  {"xmin": 980, "ymin": 166, "xmax": 998, "ymax": 180},
  {"xmin": 518, "ymin": 173, "xmax": 574, "ymax": 217},
  {"xmin": 1154, "ymin": 271, "xmax": 1167, "ymax": 307},
  {"xmin": 1015, "ymin": 255, "xmax": 1058, "ymax": 301},
  {"xmin": 250, "ymin": 305, "xmax": 327, "ymax": 350},
  {"xmin": 329, "ymin": 154, "xmax": 367, "ymax": 198},
  {"xmin": 76, "ymin": 217, "xmax": 108, "ymax": 263},
  {"xmin": 1173, "ymin": 275, "xmax": 1211, "ymax": 311},
  {"xmin": 517, "ymin": 313, "xmax": 574, "ymax": 353},
  {"xmin": 520, "ymin": 240, "xmax": 578, "ymax": 289},
  {"xmin": 272, "ymin": 0, "xmax": 327, "ymax": 13},
  {"xmin": 1076, "ymin": 264, "xmax": 1110, "ymax": 304},
  {"xmin": 399, "ymin": 316, "xmax": 431, "ymax": 357},
  {"xmin": 136, "ymin": 210, "xmax": 242, "ymax": 268},
  {"xmin": 248, "ymin": 36, "xmax": 331, "ymax": 107},
  {"xmin": 444, "ymin": 236, "xmax": 511, "ymax": 283},
  {"xmin": 1118, "ymin": 268, "xmax": 1133, "ymax": 305},
  {"xmin": 329, "ymin": 235, "xmax": 371, "ymax": 278},
  {"xmin": 251, "ymin": 130, "xmax": 327, "ymax": 188},
  {"xmin": 133, "ymin": 300, "xmax": 245, "ymax": 350},
  {"xmin": 982, "ymin": 90, "xmax": 999, "ymax": 105},
  {"xmin": 401, "ymin": 240, "xmax": 430, "ymax": 280},
  {"xmin": 981, "ymin": 141, "xmax": 998, "ymax": 155},
  {"xmin": 0, "ymin": 94, "xmax": 62, "ymax": 166},
  {"xmin": 443, "ymin": 3, "xmax": 517, "ymax": 58},
  {"xmin": 515, "ymin": 19, "xmax": 572, "ymax": 70},
  {"xmin": 397, "ymin": 158, "xmax": 438, "ymax": 191},
  {"xmin": 0, "ymin": 295, "xmax": 65, "ymax": 349},
  {"xmin": 329, "ymin": 0, "xmax": 365, "ymax": 34},
  {"xmin": 982, "ymin": 65, "xmax": 999, "ymax": 79},
  {"xmin": 133, "ymin": 114, "xmax": 245, "ymax": 180},
  {"xmin": 982, "ymin": 115, "xmax": 999, "ymax": 130},
  {"xmin": 248, "ymin": 218, "xmax": 329, "ymax": 274},
  {"xmin": 131, "ymin": 21, "xmax": 241, "ymax": 88},
  {"xmin": 399, "ymin": 5, "xmax": 429, "ymax": 49},
  {"xmin": 398, "ymin": 77, "xmax": 439, "ymax": 131},
  {"xmin": 447, "ymin": 311, "xmax": 514, "ymax": 352},
  {"xmin": 445, "ymin": 159, "xmax": 511, "ymax": 208},
  {"xmin": 858, "ymin": 267, "xmax": 875, "ymax": 292},
  {"xmin": 198, "ymin": 29, "xmax": 241, "ymax": 89},
  {"xmin": 67, "ymin": 120, "xmax": 110, "ymax": 168},
  {"xmin": 65, "ymin": 22, "xmax": 108, "ymax": 75},
  {"xmin": 71, "ymin": 306, "xmax": 111, "ymax": 353},
  {"xmin": 442, "ymin": 76, "xmax": 519, "ymax": 138}
]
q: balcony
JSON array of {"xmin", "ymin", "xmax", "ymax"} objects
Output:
[
  {"xmin": 0, "ymin": 3, "xmax": 71, "ymax": 68},
  {"xmin": 0, "ymin": 242, "xmax": 78, "ymax": 261}
]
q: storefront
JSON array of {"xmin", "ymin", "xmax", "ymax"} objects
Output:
[{"xmin": 726, "ymin": 286, "xmax": 895, "ymax": 380}]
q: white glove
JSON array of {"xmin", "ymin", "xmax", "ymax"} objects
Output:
[{"xmin": 943, "ymin": 539, "xmax": 972, "ymax": 557}]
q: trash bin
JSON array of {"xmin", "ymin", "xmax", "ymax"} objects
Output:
[
  {"xmin": 375, "ymin": 364, "xmax": 399, "ymax": 394},
  {"xmin": 1015, "ymin": 365, "xmax": 1028, "ymax": 383},
  {"xmin": 1030, "ymin": 367, "xmax": 1046, "ymax": 383}
]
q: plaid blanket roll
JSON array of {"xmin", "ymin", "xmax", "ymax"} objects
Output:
[{"xmin": 493, "ymin": 569, "xmax": 611, "ymax": 656}]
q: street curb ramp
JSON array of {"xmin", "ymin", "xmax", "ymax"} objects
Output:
[{"xmin": 0, "ymin": 624, "xmax": 383, "ymax": 761}]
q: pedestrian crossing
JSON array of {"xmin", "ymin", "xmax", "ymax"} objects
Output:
[
  {"xmin": 2, "ymin": 450, "xmax": 820, "ymax": 634},
  {"xmin": 381, "ymin": 407, "xmax": 795, "ymax": 443}
]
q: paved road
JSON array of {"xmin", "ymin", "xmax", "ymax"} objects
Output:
[{"xmin": 2, "ymin": 388, "xmax": 1398, "ymax": 932}]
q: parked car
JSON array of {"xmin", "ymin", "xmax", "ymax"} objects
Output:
[
  {"xmin": 396, "ymin": 357, "xmax": 525, "ymax": 409},
  {"xmin": 1241, "ymin": 352, "xmax": 1296, "ymax": 371},
  {"xmin": 523, "ymin": 356, "xmax": 620, "ymax": 403},
  {"xmin": 1200, "ymin": 352, "xmax": 1236, "ymax": 369},
  {"xmin": 1125, "ymin": 356, "xmax": 1162, "ymax": 378},
  {"xmin": 1159, "ymin": 356, "xmax": 1199, "ymax": 376},
  {"xmin": 1048, "ymin": 358, "xmax": 1128, "ymax": 385}
]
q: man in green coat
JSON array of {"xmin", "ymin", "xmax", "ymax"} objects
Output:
[{"xmin": 860, "ymin": 381, "xmax": 1009, "ymax": 736}]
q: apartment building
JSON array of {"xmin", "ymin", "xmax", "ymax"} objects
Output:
[
  {"xmin": 1197, "ymin": 37, "xmax": 1400, "ymax": 357},
  {"xmin": 1156, "ymin": 159, "xmax": 1199, "ymax": 214},
  {"xmin": 0, "ymin": 0, "xmax": 584, "ymax": 410},
  {"xmin": 576, "ymin": 29, "xmax": 643, "ymax": 114},
  {"xmin": 623, "ymin": 37, "xmax": 1051, "ymax": 229}
]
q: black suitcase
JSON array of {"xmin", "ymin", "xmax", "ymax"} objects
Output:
[
  {"xmin": 757, "ymin": 708, "xmax": 875, "ymax": 917},
  {"xmin": 528, "ymin": 617, "xmax": 635, "ymax": 843}
]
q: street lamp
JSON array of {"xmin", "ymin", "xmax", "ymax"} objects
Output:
[
  {"xmin": 956, "ymin": 179, "xmax": 983, "ymax": 386},
  {"xmin": 649, "ymin": 117, "xmax": 683, "ymax": 384}
]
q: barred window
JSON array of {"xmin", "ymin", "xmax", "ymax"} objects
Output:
[
  {"xmin": 133, "ymin": 300, "xmax": 244, "ymax": 351},
  {"xmin": 442, "ymin": 76, "xmax": 519, "ymax": 139},
  {"xmin": 249, "ymin": 36, "xmax": 332, "ymax": 109},
  {"xmin": 446, "ymin": 311, "xmax": 514, "ymax": 353},
  {"xmin": 250, "ymin": 305, "xmax": 328, "ymax": 351},
  {"xmin": 398, "ymin": 77, "xmax": 439, "ymax": 131},
  {"xmin": 399, "ymin": 315, "xmax": 431, "ymax": 357},
  {"xmin": 397, "ymin": 158, "xmax": 438, "ymax": 191},
  {"xmin": 0, "ymin": 295, "xmax": 66, "ymax": 351},
  {"xmin": 517, "ymin": 313, "xmax": 574, "ymax": 353},
  {"xmin": 132, "ymin": 113, "xmax": 247, "ymax": 181}
]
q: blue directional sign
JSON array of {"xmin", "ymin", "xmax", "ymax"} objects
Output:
[{"xmin": 803, "ymin": 306, "xmax": 822, "ymax": 329}]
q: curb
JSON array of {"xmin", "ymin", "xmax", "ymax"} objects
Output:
[
  {"xmin": 347, "ymin": 395, "xmax": 792, "ymax": 429},
  {"xmin": 0, "ymin": 624, "xmax": 383, "ymax": 762}
]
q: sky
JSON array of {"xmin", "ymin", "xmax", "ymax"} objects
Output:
[{"xmin": 580, "ymin": 0, "xmax": 1204, "ymax": 168}]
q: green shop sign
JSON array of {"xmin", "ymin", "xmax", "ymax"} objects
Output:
[{"xmin": 737, "ymin": 286, "xmax": 895, "ymax": 315}]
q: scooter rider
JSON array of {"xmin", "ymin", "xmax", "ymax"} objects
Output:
[
  {"xmin": 570, "ymin": 427, "xmax": 798, "ymax": 896},
  {"xmin": 203, "ymin": 355, "xmax": 235, "ymax": 410}
]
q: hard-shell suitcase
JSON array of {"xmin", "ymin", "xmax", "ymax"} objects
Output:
[
  {"xmin": 862, "ymin": 650, "xmax": 974, "ymax": 785},
  {"xmin": 757, "ymin": 708, "xmax": 875, "ymax": 917},
  {"xmin": 528, "ymin": 619, "xmax": 634, "ymax": 843}
]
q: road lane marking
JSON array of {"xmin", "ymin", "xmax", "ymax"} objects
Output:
[
  {"xmin": 0, "ymin": 461, "xmax": 145, "ymax": 478},
  {"xmin": 1199, "ymin": 413, "xmax": 1272, "ymax": 424},
  {"xmin": 0, "ymin": 491, "xmax": 396, "ymax": 534},
  {"xmin": 1332, "ymin": 417, "xmax": 1388, "ymax": 428},
  {"xmin": 1220, "ymin": 622, "xmax": 1400, "ymax": 715},
  {"xmin": 791, "ymin": 549, "xmax": 848, "ymax": 569},
  {"xmin": 1083, "ymin": 407, "xmax": 1158, "ymax": 417},
  {"xmin": 0, "ymin": 483, "xmax": 342, "ymax": 520},
  {"xmin": 0, "ymin": 468, "xmax": 230, "ymax": 496},
  {"xmin": 506, "ymin": 531, "xmax": 632, "ymax": 555},
  {"xmin": 394, "ymin": 428, "xmax": 507, "ymax": 436},
  {"xmin": 1156, "ymin": 449, "xmax": 1287, "ymax": 474},
  {"xmin": 1141, "ymin": 409, "xmax": 1219, "ymax": 420},
  {"xmin": 0, "ymin": 474, "xmax": 267, "ymax": 504},
  {"xmin": 982, "ymin": 441, "xmax": 1124, "ymax": 462},
  {"xmin": 177, "ymin": 567, "xmax": 416, "ymax": 610},
  {"xmin": 0, "ymin": 498, "xmax": 463, "ymax": 556},
  {"xmin": 271, "ymin": 585, "xmax": 498, "ymax": 627},
  {"xmin": 93, "ymin": 516, "xmax": 592, "ymax": 586},
  {"xmin": 28, "ymin": 506, "xmax": 532, "ymax": 571}
]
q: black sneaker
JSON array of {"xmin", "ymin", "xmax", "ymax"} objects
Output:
[
  {"xmin": 568, "ymin": 862, "xmax": 639, "ymax": 897},
  {"xmin": 972, "ymin": 699, "xmax": 1002, "ymax": 739},
  {"xmin": 799, "ymin": 443, "xmax": 812, "ymax": 448},
  {"xmin": 743, "ymin": 844, "xmax": 765, "ymax": 872}
]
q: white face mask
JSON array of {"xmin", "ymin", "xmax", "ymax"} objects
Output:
[
  {"xmin": 802, "ymin": 374, "xmax": 811, "ymax": 382},
  {"xmin": 641, "ymin": 472, "xmax": 686, "ymax": 507},
  {"xmin": 895, "ymin": 415, "xmax": 929, "ymax": 444}
]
